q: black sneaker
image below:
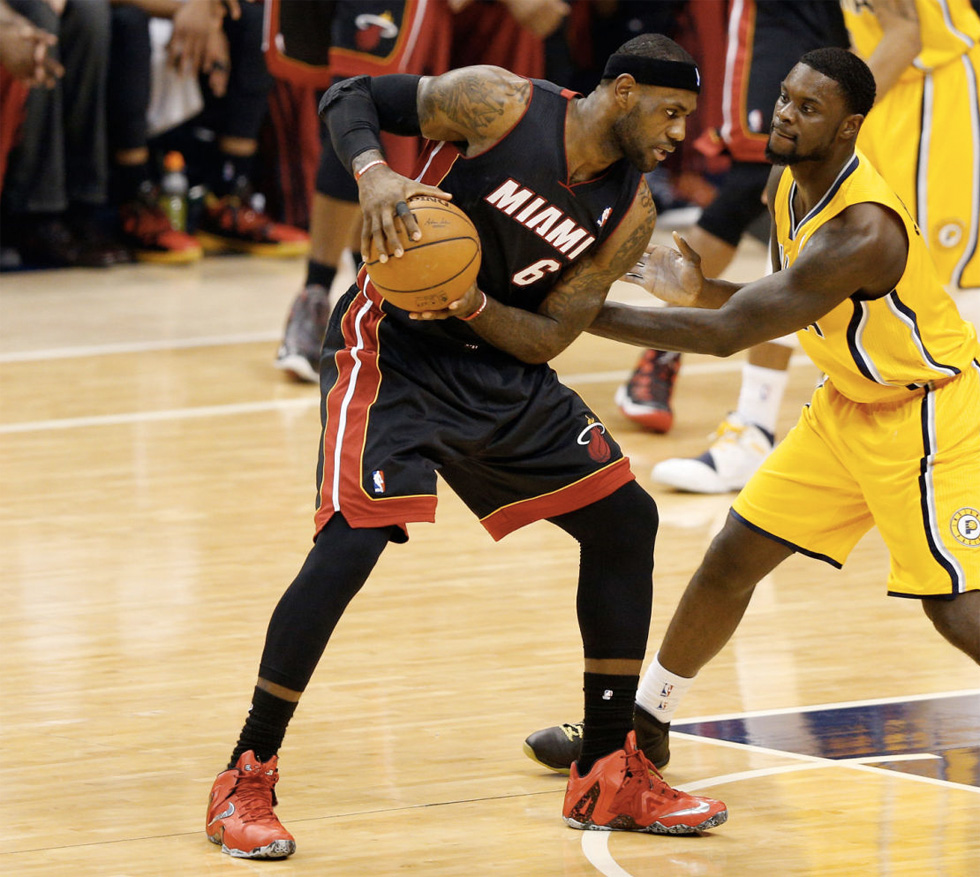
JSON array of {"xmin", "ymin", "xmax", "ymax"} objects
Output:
[
  {"xmin": 274, "ymin": 284, "xmax": 331, "ymax": 382},
  {"xmin": 523, "ymin": 709, "xmax": 670, "ymax": 774},
  {"xmin": 523, "ymin": 721, "xmax": 583, "ymax": 775},
  {"xmin": 633, "ymin": 705, "xmax": 671, "ymax": 769}
]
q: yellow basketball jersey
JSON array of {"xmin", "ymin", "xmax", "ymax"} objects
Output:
[
  {"xmin": 773, "ymin": 149, "xmax": 980, "ymax": 403},
  {"xmin": 842, "ymin": 0, "xmax": 980, "ymax": 79}
]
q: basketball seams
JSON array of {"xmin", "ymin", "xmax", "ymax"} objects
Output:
[
  {"xmin": 368, "ymin": 240, "xmax": 481, "ymax": 295},
  {"xmin": 365, "ymin": 197, "xmax": 482, "ymax": 309}
]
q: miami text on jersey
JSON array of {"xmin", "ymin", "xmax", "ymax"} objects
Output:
[{"xmin": 485, "ymin": 179, "xmax": 596, "ymax": 261}]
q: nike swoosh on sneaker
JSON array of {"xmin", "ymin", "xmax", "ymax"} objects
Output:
[
  {"xmin": 666, "ymin": 800, "xmax": 712, "ymax": 818},
  {"xmin": 209, "ymin": 803, "xmax": 235, "ymax": 826}
]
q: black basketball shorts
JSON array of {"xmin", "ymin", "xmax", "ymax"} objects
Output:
[{"xmin": 313, "ymin": 283, "xmax": 635, "ymax": 541}]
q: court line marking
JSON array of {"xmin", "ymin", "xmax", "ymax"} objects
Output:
[
  {"xmin": 0, "ymin": 397, "xmax": 321, "ymax": 434},
  {"xmin": 0, "ymin": 331, "xmax": 282, "ymax": 363},
  {"xmin": 673, "ymin": 686, "xmax": 980, "ymax": 725},
  {"xmin": 0, "ymin": 355, "xmax": 816, "ymax": 436},
  {"xmin": 671, "ymin": 736, "xmax": 974, "ymax": 794}
]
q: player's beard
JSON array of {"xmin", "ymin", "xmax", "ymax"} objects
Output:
[
  {"xmin": 614, "ymin": 111, "xmax": 661, "ymax": 174},
  {"xmin": 765, "ymin": 137, "xmax": 830, "ymax": 166}
]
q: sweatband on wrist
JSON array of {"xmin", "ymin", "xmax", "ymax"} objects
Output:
[
  {"xmin": 354, "ymin": 159, "xmax": 388, "ymax": 181},
  {"xmin": 459, "ymin": 290, "xmax": 488, "ymax": 321},
  {"xmin": 602, "ymin": 55, "xmax": 701, "ymax": 93}
]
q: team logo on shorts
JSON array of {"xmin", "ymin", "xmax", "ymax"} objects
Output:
[
  {"xmin": 950, "ymin": 507, "xmax": 980, "ymax": 546},
  {"xmin": 354, "ymin": 13, "xmax": 399, "ymax": 51},
  {"xmin": 577, "ymin": 417, "xmax": 611, "ymax": 463}
]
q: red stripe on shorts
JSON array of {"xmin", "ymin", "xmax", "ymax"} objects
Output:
[
  {"xmin": 480, "ymin": 457, "xmax": 635, "ymax": 541},
  {"xmin": 314, "ymin": 279, "xmax": 436, "ymax": 538}
]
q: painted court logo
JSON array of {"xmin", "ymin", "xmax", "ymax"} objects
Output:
[
  {"xmin": 950, "ymin": 508, "xmax": 980, "ymax": 546},
  {"xmin": 577, "ymin": 417, "xmax": 611, "ymax": 463}
]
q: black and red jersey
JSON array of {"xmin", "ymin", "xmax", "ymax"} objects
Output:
[{"xmin": 386, "ymin": 78, "xmax": 642, "ymax": 347}]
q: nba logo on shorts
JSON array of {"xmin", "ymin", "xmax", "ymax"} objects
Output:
[{"xmin": 372, "ymin": 470, "xmax": 386, "ymax": 494}]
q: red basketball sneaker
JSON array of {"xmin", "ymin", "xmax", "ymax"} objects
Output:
[
  {"xmin": 563, "ymin": 732, "xmax": 727, "ymax": 835},
  {"xmin": 615, "ymin": 349, "xmax": 682, "ymax": 433},
  {"xmin": 206, "ymin": 751, "xmax": 296, "ymax": 859}
]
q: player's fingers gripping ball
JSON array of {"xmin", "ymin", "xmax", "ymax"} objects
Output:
[{"xmin": 366, "ymin": 196, "xmax": 482, "ymax": 311}]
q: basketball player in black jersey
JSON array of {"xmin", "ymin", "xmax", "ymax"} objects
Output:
[{"xmin": 204, "ymin": 34, "xmax": 729, "ymax": 860}]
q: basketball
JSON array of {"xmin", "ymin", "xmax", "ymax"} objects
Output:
[{"xmin": 365, "ymin": 196, "xmax": 481, "ymax": 311}]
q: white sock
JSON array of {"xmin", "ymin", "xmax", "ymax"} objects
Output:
[
  {"xmin": 736, "ymin": 362, "xmax": 790, "ymax": 435},
  {"xmin": 635, "ymin": 653, "xmax": 695, "ymax": 724}
]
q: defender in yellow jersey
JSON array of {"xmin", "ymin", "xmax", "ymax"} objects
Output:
[
  {"xmin": 556, "ymin": 47, "xmax": 980, "ymax": 774},
  {"xmin": 648, "ymin": 0, "xmax": 980, "ymax": 501}
]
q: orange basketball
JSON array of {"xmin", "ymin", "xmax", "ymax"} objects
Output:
[{"xmin": 365, "ymin": 196, "xmax": 481, "ymax": 311}]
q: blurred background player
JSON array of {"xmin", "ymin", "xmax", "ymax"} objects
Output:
[
  {"xmin": 651, "ymin": 0, "xmax": 980, "ymax": 493},
  {"xmin": 272, "ymin": 0, "xmax": 708, "ymax": 383},
  {"xmin": 0, "ymin": 0, "xmax": 63, "ymax": 190},
  {"xmin": 268, "ymin": 0, "xmax": 454, "ymax": 381},
  {"xmin": 108, "ymin": 0, "xmax": 309, "ymax": 265},
  {"xmin": 0, "ymin": 0, "xmax": 125, "ymax": 268}
]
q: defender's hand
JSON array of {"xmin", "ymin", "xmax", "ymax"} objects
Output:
[{"xmin": 625, "ymin": 231, "xmax": 705, "ymax": 307}]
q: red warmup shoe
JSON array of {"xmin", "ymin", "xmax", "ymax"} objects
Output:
[
  {"xmin": 206, "ymin": 751, "xmax": 296, "ymax": 859},
  {"xmin": 563, "ymin": 732, "xmax": 727, "ymax": 835},
  {"xmin": 119, "ymin": 185, "xmax": 203, "ymax": 264},
  {"xmin": 196, "ymin": 186, "xmax": 310, "ymax": 258},
  {"xmin": 615, "ymin": 349, "xmax": 682, "ymax": 433}
]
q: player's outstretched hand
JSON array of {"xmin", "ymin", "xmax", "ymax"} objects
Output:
[{"xmin": 624, "ymin": 231, "xmax": 704, "ymax": 307}]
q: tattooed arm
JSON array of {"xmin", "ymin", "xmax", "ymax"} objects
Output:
[
  {"xmin": 416, "ymin": 66, "xmax": 532, "ymax": 152},
  {"xmin": 325, "ymin": 67, "xmax": 532, "ymax": 260},
  {"xmin": 433, "ymin": 180, "xmax": 658, "ymax": 364}
]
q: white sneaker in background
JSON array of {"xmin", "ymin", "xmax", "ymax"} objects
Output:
[{"xmin": 651, "ymin": 412, "xmax": 775, "ymax": 493}]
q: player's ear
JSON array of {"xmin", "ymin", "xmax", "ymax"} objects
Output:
[
  {"xmin": 612, "ymin": 73, "xmax": 636, "ymax": 109},
  {"xmin": 840, "ymin": 113, "xmax": 864, "ymax": 143}
]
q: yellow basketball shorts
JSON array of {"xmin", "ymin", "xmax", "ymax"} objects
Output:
[
  {"xmin": 857, "ymin": 47, "xmax": 980, "ymax": 291},
  {"xmin": 733, "ymin": 364, "xmax": 980, "ymax": 598}
]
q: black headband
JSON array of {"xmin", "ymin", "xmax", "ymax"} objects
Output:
[{"xmin": 602, "ymin": 55, "xmax": 701, "ymax": 94}]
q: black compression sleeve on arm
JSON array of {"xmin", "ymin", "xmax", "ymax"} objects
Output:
[
  {"xmin": 370, "ymin": 74, "xmax": 423, "ymax": 135},
  {"xmin": 319, "ymin": 74, "xmax": 422, "ymax": 173}
]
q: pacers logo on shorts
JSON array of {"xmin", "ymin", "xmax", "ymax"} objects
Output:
[
  {"xmin": 934, "ymin": 220, "xmax": 964, "ymax": 250},
  {"xmin": 577, "ymin": 417, "xmax": 611, "ymax": 463},
  {"xmin": 950, "ymin": 507, "xmax": 980, "ymax": 547}
]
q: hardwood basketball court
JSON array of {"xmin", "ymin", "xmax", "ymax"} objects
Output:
[{"xmin": 2, "ymin": 231, "xmax": 977, "ymax": 875}]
